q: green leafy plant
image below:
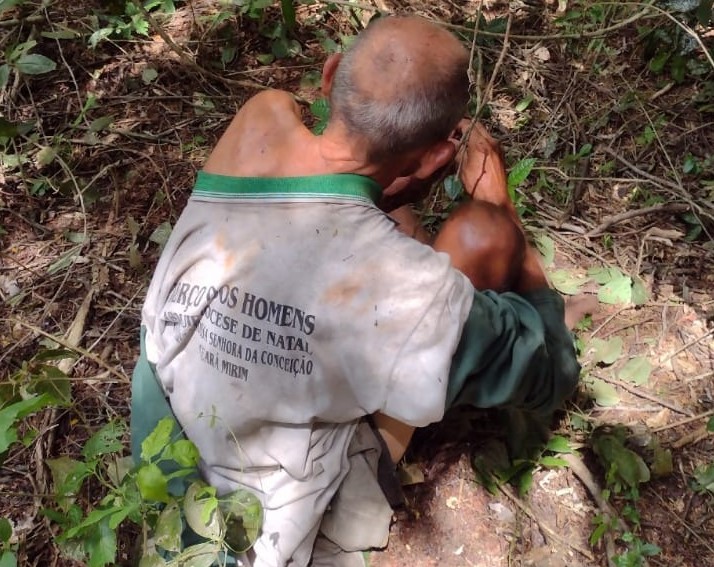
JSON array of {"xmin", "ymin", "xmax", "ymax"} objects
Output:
[
  {"xmin": 44, "ymin": 417, "xmax": 263, "ymax": 566},
  {"xmin": 0, "ymin": 39, "xmax": 57, "ymax": 90},
  {"xmin": 589, "ymin": 426, "xmax": 664, "ymax": 566}
]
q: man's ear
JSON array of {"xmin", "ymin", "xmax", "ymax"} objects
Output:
[
  {"xmin": 322, "ymin": 54, "xmax": 342, "ymax": 97},
  {"xmin": 411, "ymin": 140, "xmax": 457, "ymax": 180}
]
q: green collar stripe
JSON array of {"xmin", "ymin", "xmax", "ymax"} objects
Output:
[{"xmin": 193, "ymin": 171, "xmax": 381, "ymax": 204}]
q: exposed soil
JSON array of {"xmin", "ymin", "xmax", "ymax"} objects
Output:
[{"xmin": 1, "ymin": 1, "xmax": 713, "ymax": 566}]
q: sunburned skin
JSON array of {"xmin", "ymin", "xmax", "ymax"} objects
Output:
[{"xmin": 199, "ymin": 16, "xmax": 594, "ymax": 465}]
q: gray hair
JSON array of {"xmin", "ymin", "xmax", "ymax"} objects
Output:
[{"xmin": 330, "ymin": 19, "xmax": 470, "ymax": 162}]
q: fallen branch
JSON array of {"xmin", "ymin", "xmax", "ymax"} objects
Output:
[
  {"xmin": 585, "ymin": 203, "xmax": 690, "ymax": 237},
  {"xmin": 497, "ymin": 483, "xmax": 596, "ymax": 561},
  {"xmin": 652, "ymin": 408, "xmax": 714, "ymax": 433},
  {"xmin": 561, "ymin": 452, "xmax": 624, "ymax": 567},
  {"xmin": 596, "ymin": 374, "xmax": 693, "ymax": 416}
]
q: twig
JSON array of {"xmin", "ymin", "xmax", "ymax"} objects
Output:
[
  {"xmin": 0, "ymin": 15, "xmax": 45, "ymax": 27},
  {"xmin": 658, "ymin": 328, "xmax": 714, "ymax": 369},
  {"xmin": 585, "ymin": 203, "xmax": 690, "ymax": 237},
  {"xmin": 441, "ymin": 6, "xmax": 655, "ymax": 41},
  {"xmin": 130, "ymin": 0, "xmax": 268, "ymax": 94},
  {"xmin": 652, "ymin": 409, "xmax": 714, "ymax": 433},
  {"xmin": 600, "ymin": 146, "xmax": 681, "ymax": 191},
  {"xmin": 561, "ymin": 452, "xmax": 622, "ymax": 566},
  {"xmin": 596, "ymin": 374, "xmax": 692, "ymax": 416},
  {"xmin": 648, "ymin": 488, "xmax": 714, "ymax": 556},
  {"xmin": 497, "ymin": 483, "xmax": 596, "ymax": 561},
  {"xmin": 10, "ymin": 318, "xmax": 129, "ymax": 382},
  {"xmin": 480, "ymin": 12, "xmax": 512, "ymax": 117}
]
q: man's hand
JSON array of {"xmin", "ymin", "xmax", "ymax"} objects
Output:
[{"xmin": 455, "ymin": 120, "xmax": 515, "ymax": 216}]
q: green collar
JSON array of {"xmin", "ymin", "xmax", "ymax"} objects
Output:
[{"xmin": 192, "ymin": 171, "xmax": 382, "ymax": 205}]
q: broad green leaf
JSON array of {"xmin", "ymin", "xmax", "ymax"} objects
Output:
[
  {"xmin": 280, "ymin": 0, "xmax": 296, "ymax": 31},
  {"xmin": 651, "ymin": 445, "xmax": 673, "ymax": 477},
  {"xmin": 149, "ymin": 222, "xmax": 172, "ymax": 249},
  {"xmin": 170, "ymin": 542, "xmax": 222, "ymax": 567},
  {"xmin": 88, "ymin": 28, "xmax": 114, "ymax": 49},
  {"xmin": 698, "ymin": 0, "xmax": 713, "ymax": 25},
  {"xmin": 108, "ymin": 506, "xmax": 134, "ymax": 530},
  {"xmin": 587, "ymin": 378, "xmax": 620, "ymax": 407},
  {"xmin": 137, "ymin": 464, "xmax": 170, "ymax": 503},
  {"xmin": 310, "ymin": 98, "xmax": 330, "ymax": 135},
  {"xmin": 589, "ymin": 337, "xmax": 623, "ymax": 365},
  {"xmin": 0, "ymin": 394, "xmax": 52, "ymax": 454},
  {"xmin": 631, "ymin": 276, "xmax": 648, "ymax": 305},
  {"xmin": 256, "ymin": 53, "xmax": 274, "ymax": 65},
  {"xmin": 141, "ymin": 417, "xmax": 175, "ymax": 461},
  {"xmin": 41, "ymin": 29, "xmax": 79, "ymax": 40},
  {"xmin": 598, "ymin": 272, "xmax": 632, "ymax": 304},
  {"xmin": 549, "ymin": 269, "xmax": 586, "ymax": 295},
  {"xmin": 534, "ymin": 233, "xmax": 555, "ymax": 267},
  {"xmin": 47, "ymin": 245, "xmax": 81, "ymax": 275},
  {"xmin": 184, "ymin": 482, "xmax": 224, "ymax": 540},
  {"xmin": 155, "ymin": 502, "xmax": 182, "ymax": 552},
  {"xmin": 86, "ymin": 517, "xmax": 117, "ymax": 567},
  {"xmin": 649, "ymin": 51, "xmax": 669, "ymax": 74},
  {"xmin": 89, "ymin": 115, "xmax": 114, "ymax": 133},
  {"xmin": 219, "ymin": 488, "xmax": 263, "ymax": 551},
  {"xmin": 507, "ymin": 157, "xmax": 536, "ymax": 191},
  {"xmin": 545, "ymin": 435, "xmax": 572, "ymax": 454},
  {"xmin": 162, "ymin": 439, "xmax": 199, "ymax": 468},
  {"xmin": 106, "ymin": 455, "xmax": 134, "ymax": 487},
  {"xmin": 271, "ymin": 37, "xmax": 301, "ymax": 59},
  {"xmin": 139, "ymin": 550, "xmax": 167, "ymax": 567},
  {"xmin": 707, "ymin": 416, "xmax": 714, "ymax": 432},
  {"xmin": 618, "ymin": 357, "xmax": 652, "ymax": 385},
  {"xmin": 35, "ymin": 146, "xmax": 56, "ymax": 167},
  {"xmin": 0, "ymin": 517, "xmax": 12, "ymax": 543},
  {"xmin": 592, "ymin": 432, "xmax": 650, "ymax": 489},
  {"xmin": 0, "ymin": 552, "xmax": 17, "ymax": 567},
  {"xmin": 47, "ymin": 456, "xmax": 93, "ymax": 512},
  {"xmin": 0, "ymin": 116, "xmax": 34, "ymax": 138},
  {"xmin": 0, "ymin": 0, "xmax": 22, "ymax": 14},
  {"xmin": 15, "ymin": 54, "xmax": 57, "ymax": 75},
  {"xmin": 443, "ymin": 175, "xmax": 464, "ymax": 200},
  {"xmin": 82, "ymin": 420, "xmax": 126, "ymax": 460},
  {"xmin": 142, "ymin": 67, "xmax": 158, "ymax": 84},
  {"xmin": 63, "ymin": 506, "xmax": 119, "ymax": 539},
  {"xmin": 587, "ymin": 266, "xmax": 619, "ymax": 284},
  {"xmin": 299, "ymin": 70, "xmax": 321, "ymax": 89},
  {"xmin": 515, "ymin": 94, "xmax": 533, "ymax": 112},
  {"xmin": 539, "ymin": 456, "xmax": 568, "ymax": 468},
  {"xmin": 33, "ymin": 364, "xmax": 72, "ymax": 405},
  {"xmin": 0, "ymin": 65, "xmax": 9, "ymax": 90},
  {"xmin": 693, "ymin": 463, "xmax": 714, "ymax": 493},
  {"xmin": 517, "ymin": 468, "xmax": 534, "ymax": 497}
]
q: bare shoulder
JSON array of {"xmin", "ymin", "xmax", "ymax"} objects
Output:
[{"xmin": 242, "ymin": 89, "xmax": 301, "ymax": 119}]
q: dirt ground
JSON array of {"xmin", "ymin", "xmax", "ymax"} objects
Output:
[{"xmin": 1, "ymin": 1, "xmax": 713, "ymax": 566}]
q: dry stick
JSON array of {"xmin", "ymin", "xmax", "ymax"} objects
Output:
[
  {"xmin": 652, "ymin": 409, "xmax": 714, "ymax": 433},
  {"xmin": 658, "ymin": 328, "xmax": 714, "ymax": 369},
  {"xmin": 600, "ymin": 146, "xmax": 680, "ymax": 192},
  {"xmin": 596, "ymin": 374, "xmax": 692, "ymax": 416},
  {"xmin": 648, "ymin": 489, "xmax": 714, "ymax": 556},
  {"xmin": 585, "ymin": 203, "xmax": 691, "ymax": 237},
  {"xmin": 497, "ymin": 483, "xmax": 596, "ymax": 561},
  {"xmin": 10, "ymin": 318, "xmax": 129, "ymax": 382},
  {"xmin": 561, "ymin": 453, "xmax": 622, "ymax": 567},
  {"xmin": 131, "ymin": 0, "xmax": 267, "ymax": 94},
  {"xmin": 0, "ymin": 15, "xmax": 45, "ymax": 28}
]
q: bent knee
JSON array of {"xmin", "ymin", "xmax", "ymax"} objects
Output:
[{"xmin": 434, "ymin": 200, "xmax": 525, "ymax": 291}]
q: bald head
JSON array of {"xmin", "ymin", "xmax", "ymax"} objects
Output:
[{"xmin": 330, "ymin": 16, "xmax": 470, "ymax": 161}]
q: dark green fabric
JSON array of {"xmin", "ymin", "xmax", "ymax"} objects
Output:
[
  {"xmin": 446, "ymin": 288, "xmax": 580, "ymax": 418},
  {"xmin": 131, "ymin": 327, "xmax": 197, "ymax": 496}
]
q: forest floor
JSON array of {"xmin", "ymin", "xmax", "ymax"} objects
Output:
[{"xmin": 1, "ymin": 1, "xmax": 713, "ymax": 566}]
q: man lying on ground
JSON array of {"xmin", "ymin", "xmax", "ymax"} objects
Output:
[{"xmin": 131, "ymin": 15, "xmax": 587, "ymax": 567}]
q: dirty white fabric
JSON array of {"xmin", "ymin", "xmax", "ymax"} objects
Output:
[{"xmin": 141, "ymin": 172, "xmax": 474, "ymax": 566}]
